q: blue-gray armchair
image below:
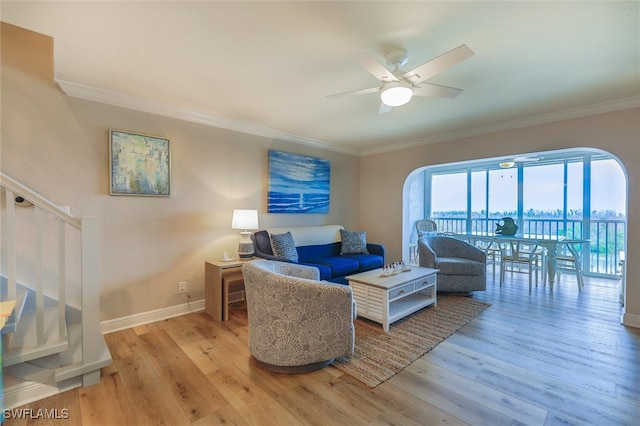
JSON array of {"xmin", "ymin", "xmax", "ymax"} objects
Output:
[{"xmin": 418, "ymin": 235, "xmax": 487, "ymax": 293}]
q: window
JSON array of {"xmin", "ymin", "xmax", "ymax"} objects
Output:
[
  {"xmin": 470, "ymin": 170, "xmax": 488, "ymax": 232},
  {"xmin": 412, "ymin": 150, "xmax": 626, "ymax": 276},
  {"xmin": 590, "ymin": 158, "xmax": 626, "ymax": 274},
  {"xmin": 431, "ymin": 172, "xmax": 467, "ymax": 233},
  {"xmin": 488, "ymin": 168, "xmax": 517, "ymax": 220},
  {"xmin": 523, "ymin": 163, "xmax": 564, "ymax": 235}
]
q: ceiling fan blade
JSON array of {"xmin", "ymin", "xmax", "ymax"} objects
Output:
[
  {"xmin": 412, "ymin": 83, "xmax": 464, "ymax": 99},
  {"xmin": 326, "ymin": 86, "xmax": 381, "ymax": 98},
  {"xmin": 403, "ymin": 44, "xmax": 474, "ymax": 84},
  {"xmin": 514, "ymin": 156, "xmax": 543, "ymax": 163},
  {"xmin": 378, "ymin": 102, "xmax": 393, "ymax": 114},
  {"xmin": 357, "ymin": 53, "xmax": 399, "ymax": 82}
]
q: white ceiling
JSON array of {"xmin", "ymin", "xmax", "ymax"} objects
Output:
[{"xmin": 2, "ymin": 1, "xmax": 639, "ymax": 156}]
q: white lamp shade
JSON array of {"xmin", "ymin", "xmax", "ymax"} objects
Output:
[
  {"xmin": 381, "ymin": 85, "xmax": 413, "ymax": 107},
  {"xmin": 231, "ymin": 209, "xmax": 259, "ymax": 230}
]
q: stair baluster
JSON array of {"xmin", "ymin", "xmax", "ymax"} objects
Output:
[{"xmin": 0, "ymin": 172, "xmax": 111, "ymax": 408}]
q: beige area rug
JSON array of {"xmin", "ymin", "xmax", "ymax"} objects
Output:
[{"xmin": 333, "ymin": 296, "xmax": 491, "ymax": 387}]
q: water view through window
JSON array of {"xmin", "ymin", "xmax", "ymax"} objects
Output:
[{"xmin": 417, "ymin": 152, "xmax": 626, "ymax": 276}]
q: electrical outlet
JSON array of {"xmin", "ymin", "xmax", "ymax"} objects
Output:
[{"xmin": 178, "ymin": 281, "xmax": 187, "ymax": 294}]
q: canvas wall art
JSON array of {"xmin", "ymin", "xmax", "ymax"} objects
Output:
[
  {"xmin": 268, "ymin": 150, "xmax": 330, "ymax": 213},
  {"xmin": 109, "ymin": 130, "xmax": 171, "ymax": 196}
]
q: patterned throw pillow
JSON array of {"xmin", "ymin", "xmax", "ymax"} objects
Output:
[
  {"xmin": 270, "ymin": 232, "xmax": 299, "ymax": 262},
  {"xmin": 340, "ymin": 229, "xmax": 369, "ymax": 255}
]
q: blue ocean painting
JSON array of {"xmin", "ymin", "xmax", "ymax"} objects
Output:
[{"xmin": 268, "ymin": 150, "xmax": 330, "ymax": 213}]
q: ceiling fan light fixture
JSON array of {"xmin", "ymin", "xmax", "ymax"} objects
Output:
[{"xmin": 381, "ymin": 84, "xmax": 413, "ymax": 107}]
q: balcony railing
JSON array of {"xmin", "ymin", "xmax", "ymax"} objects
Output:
[{"xmin": 430, "ymin": 217, "xmax": 625, "ymax": 277}]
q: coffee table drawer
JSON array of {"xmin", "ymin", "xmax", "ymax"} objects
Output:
[
  {"xmin": 415, "ymin": 274, "xmax": 436, "ymax": 290},
  {"xmin": 389, "ymin": 282, "xmax": 415, "ymax": 300}
]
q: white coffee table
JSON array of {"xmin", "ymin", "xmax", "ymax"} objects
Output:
[{"xmin": 346, "ymin": 266, "xmax": 438, "ymax": 331}]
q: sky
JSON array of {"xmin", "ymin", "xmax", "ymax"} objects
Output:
[{"xmin": 432, "ymin": 159, "xmax": 626, "ymax": 215}]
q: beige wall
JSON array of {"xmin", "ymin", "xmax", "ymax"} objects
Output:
[
  {"xmin": 3, "ymin": 22, "xmax": 638, "ymax": 328},
  {"xmin": 360, "ymin": 107, "xmax": 640, "ymax": 326},
  {"xmin": 1, "ymin": 23, "xmax": 360, "ymax": 321}
]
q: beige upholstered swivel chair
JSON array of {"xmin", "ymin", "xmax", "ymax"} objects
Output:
[{"xmin": 242, "ymin": 260, "xmax": 355, "ymax": 373}]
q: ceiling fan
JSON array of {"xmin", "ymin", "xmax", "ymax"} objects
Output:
[
  {"xmin": 499, "ymin": 156, "xmax": 543, "ymax": 168},
  {"xmin": 328, "ymin": 44, "xmax": 474, "ymax": 113}
]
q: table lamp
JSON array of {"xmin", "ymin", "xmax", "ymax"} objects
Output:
[{"xmin": 231, "ymin": 209, "xmax": 259, "ymax": 259}]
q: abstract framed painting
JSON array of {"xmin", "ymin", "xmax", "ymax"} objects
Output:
[
  {"xmin": 109, "ymin": 129, "xmax": 171, "ymax": 196},
  {"xmin": 268, "ymin": 150, "xmax": 330, "ymax": 213}
]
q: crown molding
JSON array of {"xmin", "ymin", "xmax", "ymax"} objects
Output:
[
  {"xmin": 55, "ymin": 79, "xmax": 359, "ymax": 156},
  {"xmin": 360, "ymin": 96, "xmax": 640, "ymax": 156},
  {"xmin": 56, "ymin": 79, "xmax": 637, "ymax": 158}
]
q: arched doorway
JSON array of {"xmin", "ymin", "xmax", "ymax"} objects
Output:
[{"xmin": 402, "ymin": 148, "xmax": 627, "ymax": 298}]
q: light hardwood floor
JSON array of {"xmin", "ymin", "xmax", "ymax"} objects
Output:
[{"xmin": 6, "ymin": 271, "xmax": 639, "ymax": 425}]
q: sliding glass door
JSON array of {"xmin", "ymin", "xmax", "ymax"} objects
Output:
[{"xmin": 421, "ymin": 151, "xmax": 625, "ymax": 277}]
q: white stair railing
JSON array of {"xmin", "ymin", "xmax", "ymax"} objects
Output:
[{"xmin": 0, "ymin": 172, "xmax": 101, "ymax": 384}]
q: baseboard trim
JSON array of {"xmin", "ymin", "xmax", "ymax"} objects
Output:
[
  {"xmin": 621, "ymin": 311, "xmax": 640, "ymax": 329},
  {"xmin": 100, "ymin": 299, "xmax": 205, "ymax": 334},
  {"xmin": 4, "ymin": 378, "xmax": 82, "ymax": 410}
]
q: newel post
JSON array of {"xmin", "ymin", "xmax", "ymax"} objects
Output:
[{"xmin": 80, "ymin": 216, "xmax": 101, "ymax": 386}]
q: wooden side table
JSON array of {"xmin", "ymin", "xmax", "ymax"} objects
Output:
[{"xmin": 205, "ymin": 259, "xmax": 249, "ymax": 322}]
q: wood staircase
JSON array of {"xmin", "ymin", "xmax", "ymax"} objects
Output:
[{"xmin": 1, "ymin": 173, "xmax": 112, "ymax": 409}]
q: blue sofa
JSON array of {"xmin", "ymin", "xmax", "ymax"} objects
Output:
[{"xmin": 251, "ymin": 225, "xmax": 385, "ymax": 284}]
